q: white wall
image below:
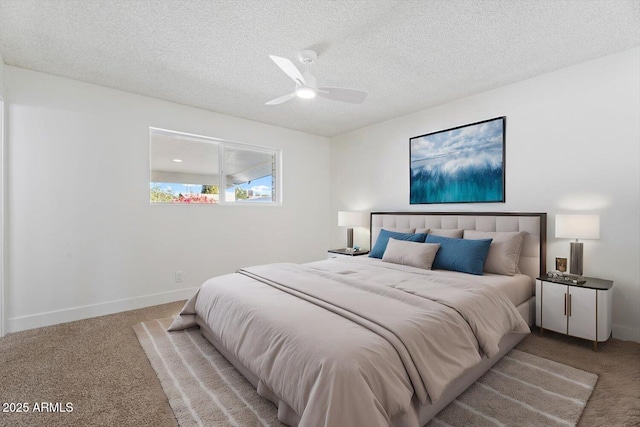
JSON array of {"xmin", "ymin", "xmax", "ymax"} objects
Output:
[
  {"xmin": 0, "ymin": 52, "xmax": 5, "ymax": 337},
  {"xmin": 0, "ymin": 52, "xmax": 5, "ymax": 95},
  {"xmin": 330, "ymin": 48, "xmax": 640, "ymax": 342},
  {"xmin": 5, "ymin": 66, "xmax": 331, "ymax": 332}
]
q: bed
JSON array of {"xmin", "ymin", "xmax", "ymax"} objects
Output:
[{"xmin": 170, "ymin": 211, "xmax": 547, "ymax": 427}]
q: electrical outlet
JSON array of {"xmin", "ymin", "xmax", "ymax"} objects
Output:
[{"xmin": 175, "ymin": 271, "xmax": 183, "ymax": 283}]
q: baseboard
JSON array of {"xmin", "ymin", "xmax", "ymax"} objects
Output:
[
  {"xmin": 613, "ymin": 324, "xmax": 640, "ymax": 343},
  {"xmin": 6, "ymin": 287, "xmax": 197, "ymax": 334}
]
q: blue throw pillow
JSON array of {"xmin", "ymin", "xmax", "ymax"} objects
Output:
[
  {"xmin": 425, "ymin": 234, "xmax": 492, "ymax": 275},
  {"xmin": 369, "ymin": 229, "xmax": 427, "ymax": 259}
]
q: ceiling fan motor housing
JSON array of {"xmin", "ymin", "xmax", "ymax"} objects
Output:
[{"xmin": 298, "ymin": 49, "xmax": 317, "ymax": 64}]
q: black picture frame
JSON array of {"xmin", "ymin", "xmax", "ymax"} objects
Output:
[{"xmin": 410, "ymin": 117, "xmax": 506, "ymax": 204}]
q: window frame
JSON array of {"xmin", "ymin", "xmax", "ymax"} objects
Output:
[{"xmin": 149, "ymin": 127, "xmax": 282, "ymax": 206}]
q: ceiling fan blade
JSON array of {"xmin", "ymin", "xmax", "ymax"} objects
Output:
[
  {"xmin": 317, "ymin": 87, "xmax": 367, "ymax": 104},
  {"xmin": 265, "ymin": 92, "xmax": 296, "ymax": 105},
  {"xmin": 269, "ymin": 55, "xmax": 305, "ymax": 85}
]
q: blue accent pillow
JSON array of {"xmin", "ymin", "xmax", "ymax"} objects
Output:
[
  {"xmin": 425, "ymin": 234, "xmax": 492, "ymax": 275},
  {"xmin": 369, "ymin": 229, "xmax": 427, "ymax": 259}
]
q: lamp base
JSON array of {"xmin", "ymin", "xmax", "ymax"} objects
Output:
[
  {"xmin": 569, "ymin": 241, "xmax": 584, "ymax": 276},
  {"xmin": 346, "ymin": 228, "xmax": 354, "ymax": 250}
]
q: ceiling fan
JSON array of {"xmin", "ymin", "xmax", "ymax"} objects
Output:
[{"xmin": 266, "ymin": 49, "xmax": 368, "ymax": 105}]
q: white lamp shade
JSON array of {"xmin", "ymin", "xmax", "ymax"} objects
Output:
[
  {"xmin": 338, "ymin": 211, "xmax": 367, "ymax": 227},
  {"xmin": 555, "ymin": 214, "xmax": 600, "ymax": 239}
]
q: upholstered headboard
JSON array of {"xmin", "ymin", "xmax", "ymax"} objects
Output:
[{"xmin": 370, "ymin": 212, "xmax": 547, "ymax": 284}]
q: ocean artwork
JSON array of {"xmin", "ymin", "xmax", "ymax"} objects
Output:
[{"xmin": 410, "ymin": 117, "xmax": 505, "ymax": 204}]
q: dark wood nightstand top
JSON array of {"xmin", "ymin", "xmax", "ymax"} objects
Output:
[
  {"xmin": 537, "ymin": 275, "xmax": 613, "ymax": 290},
  {"xmin": 328, "ymin": 248, "xmax": 370, "ymax": 256}
]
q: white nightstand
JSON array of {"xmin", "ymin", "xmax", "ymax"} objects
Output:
[
  {"xmin": 535, "ymin": 275, "xmax": 613, "ymax": 350},
  {"xmin": 327, "ymin": 249, "xmax": 369, "ymax": 259}
]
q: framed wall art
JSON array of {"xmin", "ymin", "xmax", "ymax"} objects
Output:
[{"xmin": 410, "ymin": 116, "xmax": 505, "ymax": 204}]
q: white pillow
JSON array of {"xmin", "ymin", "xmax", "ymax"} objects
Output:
[
  {"xmin": 382, "ymin": 239, "xmax": 440, "ymax": 270},
  {"xmin": 383, "ymin": 227, "xmax": 416, "ymax": 233},
  {"xmin": 463, "ymin": 230, "xmax": 525, "ymax": 276}
]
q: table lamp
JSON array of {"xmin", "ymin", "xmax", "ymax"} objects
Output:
[
  {"xmin": 338, "ymin": 211, "xmax": 367, "ymax": 251},
  {"xmin": 555, "ymin": 214, "xmax": 600, "ymax": 276}
]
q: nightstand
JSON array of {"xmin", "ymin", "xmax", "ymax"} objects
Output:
[
  {"xmin": 536, "ymin": 275, "xmax": 613, "ymax": 350},
  {"xmin": 327, "ymin": 249, "xmax": 369, "ymax": 259}
]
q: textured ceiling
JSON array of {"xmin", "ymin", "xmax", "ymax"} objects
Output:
[{"xmin": 0, "ymin": 0, "xmax": 638, "ymax": 137}]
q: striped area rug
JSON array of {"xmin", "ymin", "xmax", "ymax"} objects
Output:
[
  {"xmin": 426, "ymin": 350, "xmax": 598, "ymax": 427},
  {"xmin": 134, "ymin": 317, "xmax": 597, "ymax": 427},
  {"xmin": 134, "ymin": 316, "xmax": 285, "ymax": 427}
]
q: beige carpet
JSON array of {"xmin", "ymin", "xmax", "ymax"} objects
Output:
[
  {"xmin": 135, "ymin": 316, "xmax": 597, "ymax": 427},
  {"xmin": 0, "ymin": 301, "xmax": 185, "ymax": 427}
]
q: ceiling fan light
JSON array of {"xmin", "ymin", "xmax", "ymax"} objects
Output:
[{"xmin": 296, "ymin": 86, "xmax": 316, "ymax": 99}]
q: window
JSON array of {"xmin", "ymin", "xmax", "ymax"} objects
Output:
[{"xmin": 149, "ymin": 128, "xmax": 280, "ymax": 205}]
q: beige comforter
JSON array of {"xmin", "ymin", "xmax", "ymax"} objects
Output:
[{"xmin": 169, "ymin": 259, "xmax": 529, "ymax": 427}]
